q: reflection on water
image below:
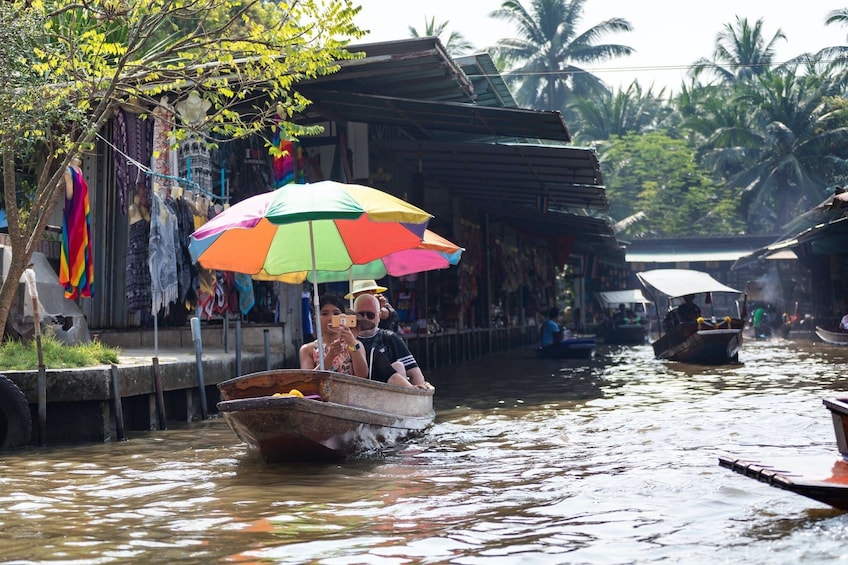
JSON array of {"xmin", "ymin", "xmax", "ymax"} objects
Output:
[{"xmin": 3, "ymin": 338, "xmax": 848, "ymax": 563}]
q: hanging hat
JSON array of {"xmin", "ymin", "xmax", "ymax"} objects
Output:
[{"xmin": 344, "ymin": 279, "xmax": 387, "ymax": 299}]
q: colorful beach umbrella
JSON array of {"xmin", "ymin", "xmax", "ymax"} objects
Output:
[
  {"xmin": 188, "ymin": 180, "xmax": 432, "ymax": 369},
  {"xmin": 255, "ymin": 228, "xmax": 464, "ymax": 284}
]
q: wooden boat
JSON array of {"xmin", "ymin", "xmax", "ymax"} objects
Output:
[
  {"xmin": 718, "ymin": 398, "xmax": 848, "ymax": 511},
  {"xmin": 535, "ymin": 337, "xmax": 596, "ymax": 359},
  {"xmin": 596, "ymin": 289, "xmax": 652, "ymax": 345},
  {"xmin": 816, "ymin": 326, "xmax": 848, "ymax": 345},
  {"xmin": 637, "ymin": 269, "xmax": 746, "ymax": 365},
  {"xmin": 719, "ymin": 454, "xmax": 848, "ymax": 511},
  {"xmin": 217, "ymin": 369, "xmax": 435, "ymax": 463},
  {"xmin": 824, "ymin": 398, "xmax": 848, "ymax": 459}
]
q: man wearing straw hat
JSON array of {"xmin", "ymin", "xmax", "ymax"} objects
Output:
[{"xmin": 345, "ymin": 279, "xmax": 399, "ymax": 332}]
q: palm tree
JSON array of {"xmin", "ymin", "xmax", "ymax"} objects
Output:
[
  {"xmin": 489, "ymin": 0, "xmax": 633, "ymax": 112},
  {"xmin": 690, "ymin": 17, "xmax": 786, "ymax": 84},
  {"xmin": 568, "ymin": 80, "xmax": 671, "ymax": 142},
  {"xmin": 698, "ymin": 66, "xmax": 848, "ymax": 233},
  {"xmin": 408, "ymin": 16, "xmax": 474, "ymax": 57},
  {"xmin": 812, "ymin": 9, "xmax": 848, "ymax": 77}
]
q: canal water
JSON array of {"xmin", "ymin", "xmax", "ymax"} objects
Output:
[{"xmin": 2, "ymin": 338, "xmax": 848, "ymax": 564}]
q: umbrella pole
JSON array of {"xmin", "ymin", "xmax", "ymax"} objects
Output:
[{"xmin": 309, "ymin": 220, "xmax": 324, "ymax": 370}]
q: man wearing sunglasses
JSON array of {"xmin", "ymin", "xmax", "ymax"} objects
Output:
[{"xmin": 353, "ymin": 294, "xmax": 432, "ymax": 390}]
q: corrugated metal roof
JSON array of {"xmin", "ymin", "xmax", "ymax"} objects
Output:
[
  {"xmin": 454, "ymin": 52, "xmax": 518, "ymax": 108},
  {"xmin": 377, "ymin": 140, "xmax": 606, "ymax": 211},
  {"xmin": 374, "ymin": 139, "xmax": 617, "ymax": 256},
  {"xmin": 300, "ymin": 90, "xmax": 571, "ymax": 142},
  {"xmin": 299, "ymin": 37, "xmax": 476, "ymax": 104},
  {"xmin": 295, "ymin": 36, "xmax": 617, "ymax": 256},
  {"xmin": 731, "ymin": 189, "xmax": 848, "ymax": 270}
]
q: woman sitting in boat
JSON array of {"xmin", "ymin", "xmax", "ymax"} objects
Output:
[{"xmin": 299, "ymin": 294, "xmax": 368, "ymax": 377}]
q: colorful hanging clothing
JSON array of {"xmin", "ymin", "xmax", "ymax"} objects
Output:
[
  {"xmin": 151, "ymin": 97, "xmax": 178, "ymax": 191},
  {"xmin": 234, "ymin": 272, "xmax": 255, "ymax": 316},
  {"xmin": 271, "ymin": 115, "xmax": 303, "ymax": 187},
  {"xmin": 113, "ymin": 109, "xmax": 152, "ymax": 216},
  {"xmin": 197, "ymin": 267, "xmax": 217, "ymax": 320},
  {"xmin": 59, "ymin": 166, "xmax": 94, "ymax": 299},
  {"xmin": 126, "ymin": 218, "xmax": 152, "ymax": 312},
  {"xmin": 148, "ymin": 191, "xmax": 179, "ymax": 315}
]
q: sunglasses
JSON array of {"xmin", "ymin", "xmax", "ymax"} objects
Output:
[{"xmin": 355, "ymin": 311, "xmax": 377, "ymax": 320}]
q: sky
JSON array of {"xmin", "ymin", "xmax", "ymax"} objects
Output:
[{"xmin": 354, "ymin": 1, "xmax": 848, "ymax": 93}]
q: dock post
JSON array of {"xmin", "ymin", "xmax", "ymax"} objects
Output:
[
  {"xmin": 264, "ymin": 328, "xmax": 271, "ymax": 371},
  {"xmin": 24, "ymin": 268, "xmax": 47, "ymax": 445},
  {"xmin": 235, "ymin": 318, "xmax": 242, "ymax": 376},
  {"xmin": 190, "ymin": 317, "xmax": 208, "ymax": 420},
  {"xmin": 152, "ymin": 358, "xmax": 167, "ymax": 430},
  {"xmin": 110, "ymin": 364, "xmax": 126, "ymax": 441}
]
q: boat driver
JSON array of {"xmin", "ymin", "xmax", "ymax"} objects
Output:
[{"xmin": 677, "ymin": 294, "xmax": 702, "ymax": 323}]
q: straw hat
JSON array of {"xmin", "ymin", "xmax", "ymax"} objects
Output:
[{"xmin": 344, "ymin": 279, "xmax": 387, "ymax": 299}]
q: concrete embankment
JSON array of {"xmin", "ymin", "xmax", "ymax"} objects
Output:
[
  {"xmin": 2, "ymin": 347, "xmax": 282, "ymax": 446},
  {"xmin": 0, "ymin": 324, "xmax": 537, "ymax": 447}
]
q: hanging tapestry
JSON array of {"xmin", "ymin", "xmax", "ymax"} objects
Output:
[
  {"xmin": 59, "ymin": 165, "xmax": 94, "ymax": 299},
  {"xmin": 126, "ymin": 216, "xmax": 152, "ymax": 312},
  {"xmin": 271, "ymin": 114, "xmax": 303, "ymax": 187},
  {"xmin": 148, "ymin": 191, "xmax": 179, "ymax": 315}
]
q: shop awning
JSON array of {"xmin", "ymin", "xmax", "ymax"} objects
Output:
[
  {"xmin": 628, "ymin": 249, "xmax": 756, "ymax": 263},
  {"xmin": 732, "ymin": 216, "xmax": 848, "ymax": 270},
  {"xmin": 597, "ymin": 289, "xmax": 651, "ymax": 307}
]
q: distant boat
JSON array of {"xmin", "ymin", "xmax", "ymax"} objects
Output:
[
  {"xmin": 815, "ymin": 326, "xmax": 848, "ymax": 345},
  {"xmin": 596, "ymin": 289, "xmax": 652, "ymax": 345},
  {"xmin": 637, "ymin": 269, "xmax": 747, "ymax": 365},
  {"xmin": 535, "ymin": 336, "xmax": 597, "ymax": 359},
  {"xmin": 217, "ymin": 369, "xmax": 435, "ymax": 463}
]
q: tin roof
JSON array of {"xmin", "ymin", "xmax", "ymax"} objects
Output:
[
  {"xmin": 297, "ymin": 36, "xmax": 615, "ymax": 256},
  {"xmin": 301, "ymin": 37, "xmax": 476, "ymax": 103},
  {"xmin": 300, "ymin": 90, "xmax": 571, "ymax": 142},
  {"xmin": 377, "ymin": 140, "xmax": 606, "ymax": 211}
]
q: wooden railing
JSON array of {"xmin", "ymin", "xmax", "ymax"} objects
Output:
[{"xmin": 401, "ymin": 326, "xmax": 538, "ymax": 370}]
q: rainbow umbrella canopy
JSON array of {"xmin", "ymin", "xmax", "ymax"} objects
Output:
[
  {"xmin": 188, "ymin": 180, "xmax": 432, "ymax": 369},
  {"xmin": 256, "ymin": 228, "xmax": 464, "ymax": 284}
]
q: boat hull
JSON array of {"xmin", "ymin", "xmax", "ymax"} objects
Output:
[
  {"xmin": 535, "ymin": 337, "xmax": 597, "ymax": 359},
  {"xmin": 603, "ymin": 322, "xmax": 649, "ymax": 345},
  {"xmin": 824, "ymin": 398, "xmax": 848, "ymax": 459},
  {"xmin": 719, "ymin": 454, "xmax": 848, "ymax": 511},
  {"xmin": 816, "ymin": 326, "xmax": 848, "ymax": 345},
  {"xmin": 217, "ymin": 369, "xmax": 434, "ymax": 463},
  {"xmin": 651, "ymin": 320, "xmax": 743, "ymax": 365}
]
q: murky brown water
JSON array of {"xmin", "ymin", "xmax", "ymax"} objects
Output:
[{"xmin": 3, "ymin": 337, "xmax": 848, "ymax": 563}]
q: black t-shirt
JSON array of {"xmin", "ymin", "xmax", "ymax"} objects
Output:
[{"xmin": 358, "ymin": 329, "xmax": 419, "ymax": 375}]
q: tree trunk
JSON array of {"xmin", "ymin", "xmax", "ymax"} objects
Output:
[
  {"xmin": 0, "ymin": 147, "xmax": 25, "ymax": 339},
  {"xmin": 0, "ymin": 145, "xmax": 66, "ymax": 341}
]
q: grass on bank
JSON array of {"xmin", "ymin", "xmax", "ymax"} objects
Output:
[{"xmin": 0, "ymin": 334, "xmax": 121, "ymax": 370}]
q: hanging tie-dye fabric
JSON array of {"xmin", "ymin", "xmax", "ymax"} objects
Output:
[
  {"xmin": 59, "ymin": 166, "xmax": 94, "ymax": 299},
  {"xmin": 271, "ymin": 115, "xmax": 303, "ymax": 188}
]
